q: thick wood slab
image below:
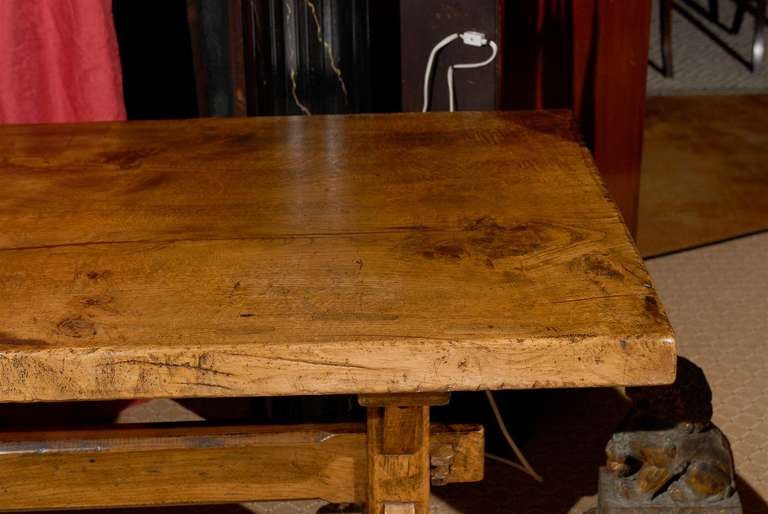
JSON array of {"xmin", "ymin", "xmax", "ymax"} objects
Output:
[{"xmin": 0, "ymin": 112, "xmax": 676, "ymax": 402}]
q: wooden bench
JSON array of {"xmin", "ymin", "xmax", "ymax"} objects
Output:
[{"xmin": 0, "ymin": 111, "xmax": 677, "ymax": 513}]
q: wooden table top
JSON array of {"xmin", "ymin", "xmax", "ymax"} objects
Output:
[{"xmin": 0, "ymin": 111, "xmax": 676, "ymax": 402}]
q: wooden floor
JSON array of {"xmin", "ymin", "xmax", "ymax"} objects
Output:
[{"xmin": 637, "ymin": 95, "xmax": 768, "ymax": 257}]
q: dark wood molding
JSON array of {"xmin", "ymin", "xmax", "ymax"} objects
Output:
[
  {"xmin": 500, "ymin": 0, "xmax": 651, "ymax": 235},
  {"xmin": 187, "ymin": 0, "xmax": 247, "ymax": 117},
  {"xmin": 580, "ymin": 0, "xmax": 651, "ymax": 235}
]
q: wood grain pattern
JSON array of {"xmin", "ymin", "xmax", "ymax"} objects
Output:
[
  {"xmin": 382, "ymin": 406, "xmax": 421, "ymax": 454},
  {"xmin": 0, "ymin": 422, "xmax": 483, "ymax": 511},
  {"xmin": 0, "ymin": 112, "xmax": 676, "ymax": 402}
]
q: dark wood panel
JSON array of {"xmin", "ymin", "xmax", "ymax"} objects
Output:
[
  {"xmin": 501, "ymin": 0, "xmax": 573, "ymax": 110},
  {"xmin": 187, "ymin": 0, "xmax": 248, "ymax": 117},
  {"xmin": 582, "ymin": 0, "xmax": 651, "ymax": 235}
]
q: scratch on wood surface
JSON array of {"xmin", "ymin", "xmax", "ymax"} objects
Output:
[
  {"xmin": 102, "ymin": 359, "xmax": 235, "ymax": 377},
  {"xmin": 173, "ymin": 382, "xmax": 234, "ymax": 391},
  {"xmin": 550, "ymin": 293, "xmax": 642, "ymax": 304},
  {"xmin": 221, "ymin": 352, "xmax": 378, "ymax": 371},
  {"xmin": 0, "ymin": 227, "xmax": 457, "ymax": 253},
  {"xmin": 0, "ymin": 332, "xmax": 49, "ymax": 349},
  {"xmin": 619, "ymin": 262, "xmax": 652, "ymax": 287}
]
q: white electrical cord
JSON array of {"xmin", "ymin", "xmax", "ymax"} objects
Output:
[
  {"xmin": 422, "ymin": 33, "xmax": 460, "ymax": 112},
  {"xmin": 485, "ymin": 390, "xmax": 544, "ymax": 482},
  {"xmin": 422, "ymin": 31, "xmax": 499, "ymax": 112},
  {"xmin": 447, "ymin": 40, "xmax": 498, "ymax": 112}
]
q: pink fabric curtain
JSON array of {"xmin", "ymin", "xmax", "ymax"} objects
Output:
[{"xmin": 0, "ymin": 0, "xmax": 125, "ymax": 124}]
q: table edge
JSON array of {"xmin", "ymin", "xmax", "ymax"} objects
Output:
[{"xmin": 0, "ymin": 332, "xmax": 677, "ymax": 403}]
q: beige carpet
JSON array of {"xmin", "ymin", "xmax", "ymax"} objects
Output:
[{"xmin": 19, "ymin": 232, "xmax": 768, "ymax": 514}]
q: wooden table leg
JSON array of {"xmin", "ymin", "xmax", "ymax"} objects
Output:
[{"xmin": 359, "ymin": 393, "xmax": 450, "ymax": 514}]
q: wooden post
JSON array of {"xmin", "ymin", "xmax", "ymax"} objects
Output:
[{"xmin": 360, "ymin": 393, "xmax": 450, "ymax": 514}]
